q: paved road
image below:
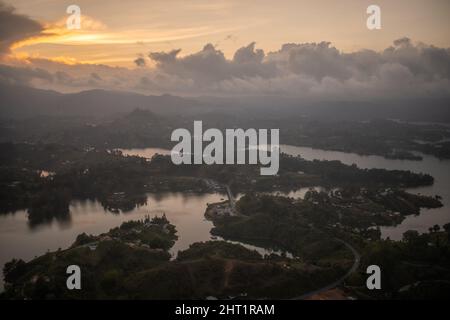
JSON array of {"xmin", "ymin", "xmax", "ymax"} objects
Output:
[
  {"xmin": 216, "ymin": 183, "xmax": 361, "ymax": 299},
  {"xmin": 291, "ymin": 238, "xmax": 361, "ymax": 300},
  {"xmin": 226, "ymin": 185, "xmax": 236, "ymax": 210}
]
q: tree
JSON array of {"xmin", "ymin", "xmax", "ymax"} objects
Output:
[
  {"xmin": 443, "ymin": 223, "xmax": 450, "ymax": 235},
  {"xmin": 403, "ymin": 230, "xmax": 420, "ymax": 244}
]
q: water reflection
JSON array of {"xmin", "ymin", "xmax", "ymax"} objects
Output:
[
  {"xmin": 117, "ymin": 147, "xmax": 171, "ymax": 159},
  {"xmin": 279, "ymin": 144, "xmax": 450, "ymax": 240},
  {"xmin": 0, "ymin": 192, "xmax": 224, "ymax": 290},
  {"xmin": 120, "ymin": 145, "xmax": 450, "ymax": 239},
  {"xmin": 27, "ymin": 211, "xmax": 72, "ymax": 230},
  {"xmin": 269, "ymin": 186, "xmax": 326, "ymax": 199},
  {"xmin": 1, "ymin": 145, "xmax": 449, "ymax": 290}
]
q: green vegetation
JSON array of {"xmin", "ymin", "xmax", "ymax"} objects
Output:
[
  {"xmin": 1, "ymin": 111, "xmax": 449, "ymax": 300},
  {"xmin": 4, "ymin": 111, "xmax": 449, "ymax": 160},
  {"xmin": 281, "ymin": 118, "xmax": 450, "ymax": 160},
  {"xmin": 206, "ymin": 192, "xmax": 449, "ymax": 299},
  {"xmin": 207, "ymin": 194, "xmax": 353, "ymax": 264},
  {"xmin": 207, "ymin": 190, "xmax": 442, "ymax": 257},
  {"xmin": 1, "ymin": 217, "xmax": 177, "ymax": 299},
  {"xmin": 346, "ymin": 227, "xmax": 450, "ymax": 299},
  {"xmin": 1, "ymin": 219, "xmax": 346, "ymax": 300},
  {"xmin": 0, "ymin": 142, "xmax": 435, "ymax": 226}
]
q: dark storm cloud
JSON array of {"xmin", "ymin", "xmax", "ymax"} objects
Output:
[
  {"xmin": 148, "ymin": 43, "xmax": 276, "ymax": 84},
  {"xmin": 0, "ymin": 1, "xmax": 43, "ymax": 54},
  {"xmin": 134, "ymin": 57, "xmax": 146, "ymax": 67},
  {"xmin": 149, "ymin": 49, "xmax": 181, "ymax": 64}
]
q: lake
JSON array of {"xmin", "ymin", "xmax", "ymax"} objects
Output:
[
  {"xmin": 0, "ymin": 144, "xmax": 449, "ymax": 290},
  {"xmin": 0, "ymin": 192, "xmax": 224, "ymax": 290},
  {"xmin": 118, "ymin": 145, "xmax": 450, "ymax": 240},
  {"xmin": 279, "ymin": 145, "xmax": 450, "ymax": 240}
]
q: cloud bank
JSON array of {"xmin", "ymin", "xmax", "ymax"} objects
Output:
[
  {"xmin": 142, "ymin": 38, "xmax": 450, "ymax": 100},
  {"xmin": 1, "ymin": 38, "xmax": 449, "ymax": 102}
]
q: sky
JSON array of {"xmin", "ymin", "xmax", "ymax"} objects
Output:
[
  {"xmin": 5, "ymin": 0, "xmax": 450, "ymax": 65},
  {"xmin": 0, "ymin": 0, "xmax": 449, "ymax": 99}
]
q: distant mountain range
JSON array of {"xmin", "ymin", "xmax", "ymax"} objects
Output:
[
  {"xmin": 1, "ymin": 83, "xmax": 449, "ymax": 122},
  {"xmin": 0, "ymin": 83, "xmax": 203, "ymax": 119}
]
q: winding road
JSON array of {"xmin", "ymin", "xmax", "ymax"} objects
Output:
[
  {"xmin": 225, "ymin": 185, "xmax": 236, "ymax": 212},
  {"xmin": 213, "ymin": 181, "xmax": 362, "ymax": 300},
  {"xmin": 291, "ymin": 238, "xmax": 361, "ymax": 300}
]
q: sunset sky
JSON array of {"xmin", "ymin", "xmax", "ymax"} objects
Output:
[
  {"xmin": 0, "ymin": 0, "xmax": 449, "ymax": 97},
  {"xmin": 5, "ymin": 0, "xmax": 450, "ymax": 66}
]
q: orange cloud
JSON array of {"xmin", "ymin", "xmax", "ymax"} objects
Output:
[{"xmin": 11, "ymin": 15, "xmax": 107, "ymax": 50}]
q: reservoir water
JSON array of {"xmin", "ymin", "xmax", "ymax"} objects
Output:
[
  {"xmin": 279, "ymin": 145, "xmax": 450, "ymax": 240},
  {"xmin": 0, "ymin": 192, "xmax": 223, "ymax": 290},
  {"xmin": 0, "ymin": 145, "xmax": 449, "ymax": 290}
]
